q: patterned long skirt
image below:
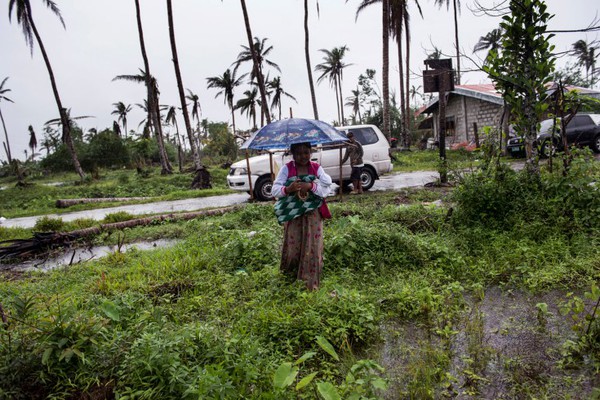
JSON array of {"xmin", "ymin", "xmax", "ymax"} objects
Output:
[{"xmin": 280, "ymin": 209, "xmax": 323, "ymax": 290}]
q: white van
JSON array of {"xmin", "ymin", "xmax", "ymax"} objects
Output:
[{"xmin": 227, "ymin": 124, "xmax": 393, "ymax": 201}]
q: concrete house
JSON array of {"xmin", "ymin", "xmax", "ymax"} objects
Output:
[{"xmin": 418, "ymin": 83, "xmax": 600, "ymax": 145}]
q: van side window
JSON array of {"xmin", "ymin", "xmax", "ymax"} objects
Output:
[{"xmin": 348, "ymin": 127, "xmax": 378, "ymax": 145}]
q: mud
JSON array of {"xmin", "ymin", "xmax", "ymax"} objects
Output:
[{"xmin": 380, "ymin": 287, "xmax": 599, "ymax": 399}]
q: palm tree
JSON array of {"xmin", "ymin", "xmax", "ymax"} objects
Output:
[
  {"xmin": 185, "ymin": 89, "xmax": 201, "ymax": 134},
  {"xmin": 111, "ymin": 101, "xmax": 132, "ymax": 138},
  {"xmin": 28, "ymin": 125, "xmax": 37, "ymax": 161},
  {"xmin": 473, "ymin": 27, "xmax": 503, "ymax": 59},
  {"xmin": 572, "ymin": 40, "xmax": 597, "ymax": 87},
  {"xmin": 0, "ymin": 77, "xmax": 14, "ymax": 163},
  {"xmin": 113, "ymin": 68, "xmax": 171, "ymax": 173},
  {"xmin": 133, "ymin": 0, "xmax": 172, "ymax": 174},
  {"xmin": 435, "ymin": 0, "xmax": 461, "ymax": 84},
  {"xmin": 315, "ymin": 46, "xmax": 351, "ymax": 125},
  {"xmin": 235, "ymin": 87, "xmax": 259, "ymax": 130},
  {"xmin": 44, "ymin": 108, "xmax": 94, "ymax": 129},
  {"xmin": 206, "ymin": 69, "xmax": 247, "ymax": 135},
  {"xmin": 267, "ymin": 76, "xmax": 297, "ymax": 120},
  {"xmin": 357, "ymin": 0, "xmax": 422, "ymax": 145},
  {"xmin": 345, "ymin": 88, "xmax": 363, "ymax": 124},
  {"xmin": 166, "ymin": 0, "xmax": 201, "ymax": 171},
  {"xmin": 238, "ymin": 0, "xmax": 271, "ymax": 125},
  {"xmin": 304, "ymin": 0, "xmax": 319, "ymax": 119},
  {"xmin": 8, "ymin": 0, "xmax": 85, "ymax": 178}
]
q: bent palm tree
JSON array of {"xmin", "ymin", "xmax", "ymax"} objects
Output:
[
  {"xmin": 111, "ymin": 101, "xmax": 132, "ymax": 138},
  {"xmin": 315, "ymin": 46, "xmax": 351, "ymax": 125},
  {"xmin": 28, "ymin": 125, "xmax": 37, "ymax": 161},
  {"xmin": 9, "ymin": 0, "xmax": 85, "ymax": 178},
  {"xmin": 473, "ymin": 27, "xmax": 503, "ymax": 60},
  {"xmin": 133, "ymin": 0, "xmax": 171, "ymax": 174},
  {"xmin": 267, "ymin": 76, "xmax": 297, "ymax": 120},
  {"xmin": 206, "ymin": 69, "xmax": 247, "ymax": 135},
  {"xmin": 185, "ymin": 89, "xmax": 201, "ymax": 134},
  {"xmin": 235, "ymin": 87, "xmax": 259, "ymax": 130},
  {"xmin": 166, "ymin": 0, "xmax": 201, "ymax": 170},
  {"xmin": 572, "ymin": 39, "xmax": 597, "ymax": 86},
  {"xmin": 0, "ymin": 77, "xmax": 14, "ymax": 163},
  {"xmin": 345, "ymin": 88, "xmax": 362, "ymax": 124}
]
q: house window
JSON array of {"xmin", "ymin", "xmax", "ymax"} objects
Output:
[{"xmin": 445, "ymin": 116, "xmax": 455, "ymax": 136}]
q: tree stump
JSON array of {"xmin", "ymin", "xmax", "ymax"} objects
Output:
[{"xmin": 191, "ymin": 166, "xmax": 212, "ymax": 189}]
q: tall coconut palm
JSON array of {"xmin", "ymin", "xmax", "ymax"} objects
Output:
[
  {"xmin": 8, "ymin": 0, "xmax": 85, "ymax": 178},
  {"xmin": 235, "ymin": 87, "xmax": 259, "ymax": 130},
  {"xmin": 435, "ymin": 0, "xmax": 461, "ymax": 84},
  {"xmin": 0, "ymin": 77, "xmax": 14, "ymax": 163},
  {"xmin": 304, "ymin": 0, "xmax": 319, "ymax": 119},
  {"xmin": 345, "ymin": 88, "xmax": 363, "ymax": 124},
  {"xmin": 572, "ymin": 40, "xmax": 597, "ymax": 87},
  {"xmin": 185, "ymin": 89, "xmax": 201, "ymax": 134},
  {"xmin": 206, "ymin": 69, "xmax": 247, "ymax": 135},
  {"xmin": 238, "ymin": 0, "xmax": 271, "ymax": 125},
  {"xmin": 166, "ymin": 0, "xmax": 202, "ymax": 170},
  {"xmin": 315, "ymin": 46, "xmax": 351, "ymax": 125},
  {"xmin": 473, "ymin": 27, "xmax": 503, "ymax": 59},
  {"xmin": 133, "ymin": 0, "xmax": 172, "ymax": 174},
  {"xmin": 28, "ymin": 125, "xmax": 37, "ymax": 161},
  {"xmin": 267, "ymin": 76, "xmax": 297, "ymax": 120},
  {"xmin": 111, "ymin": 101, "xmax": 132, "ymax": 138}
]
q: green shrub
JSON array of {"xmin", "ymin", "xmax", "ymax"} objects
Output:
[{"xmin": 33, "ymin": 216, "xmax": 65, "ymax": 232}]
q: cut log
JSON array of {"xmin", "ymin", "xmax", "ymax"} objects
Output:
[
  {"xmin": 55, "ymin": 197, "xmax": 151, "ymax": 208},
  {"xmin": 0, "ymin": 206, "xmax": 241, "ymax": 260}
]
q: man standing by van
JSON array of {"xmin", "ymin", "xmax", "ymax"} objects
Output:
[{"xmin": 342, "ymin": 131, "xmax": 364, "ymax": 194}]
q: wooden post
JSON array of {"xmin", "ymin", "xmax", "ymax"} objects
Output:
[
  {"xmin": 245, "ymin": 149, "xmax": 254, "ymax": 200},
  {"xmin": 473, "ymin": 122, "xmax": 480, "ymax": 148},
  {"xmin": 269, "ymin": 152, "xmax": 274, "ymax": 183},
  {"xmin": 438, "ymin": 71, "xmax": 448, "ymax": 184},
  {"xmin": 339, "ymin": 146, "xmax": 344, "ymax": 202},
  {"xmin": 289, "ymin": 107, "xmax": 293, "ymax": 118}
]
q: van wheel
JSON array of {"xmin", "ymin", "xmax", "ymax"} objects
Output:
[
  {"xmin": 253, "ymin": 176, "xmax": 273, "ymax": 201},
  {"xmin": 360, "ymin": 167, "xmax": 376, "ymax": 191}
]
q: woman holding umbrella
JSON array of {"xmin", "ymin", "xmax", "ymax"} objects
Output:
[{"xmin": 272, "ymin": 142, "xmax": 333, "ymax": 290}]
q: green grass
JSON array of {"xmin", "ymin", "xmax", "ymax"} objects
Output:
[
  {"xmin": 1, "ymin": 177, "xmax": 599, "ymax": 399},
  {"xmin": 0, "ymin": 165, "xmax": 234, "ymax": 218}
]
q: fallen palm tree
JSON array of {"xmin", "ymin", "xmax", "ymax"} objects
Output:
[
  {"xmin": 55, "ymin": 197, "xmax": 151, "ymax": 208},
  {"xmin": 0, "ymin": 205, "xmax": 242, "ymax": 260}
]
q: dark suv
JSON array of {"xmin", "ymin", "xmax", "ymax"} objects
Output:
[{"xmin": 506, "ymin": 114, "xmax": 600, "ymax": 158}]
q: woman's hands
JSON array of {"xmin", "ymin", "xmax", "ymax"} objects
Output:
[{"xmin": 286, "ymin": 180, "xmax": 312, "ymax": 196}]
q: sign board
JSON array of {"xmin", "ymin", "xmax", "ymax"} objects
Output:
[
  {"xmin": 424, "ymin": 58, "xmax": 452, "ymax": 70},
  {"xmin": 423, "ymin": 70, "xmax": 455, "ymax": 93}
]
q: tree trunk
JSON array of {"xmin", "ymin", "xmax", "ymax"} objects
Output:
[
  {"xmin": 240, "ymin": 0, "xmax": 271, "ymax": 125},
  {"xmin": 134, "ymin": 0, "xmax": 172, "ymax": 175},
  {"xmin": 167, "ymin": 0, "xmax": 202, "ymax": 171},
  {"xmin": 338, "ymin": 78, "xmax": 345, "ymax": 124},
  {"xmin": 404, "ymin": 18, "xmax": 412, "ymax": 148},
  {"xmin": 304, "ymin": 0, "xmax": 319, "ymax": 120},
  {"xmin": 27, "ymin": 4, "xmax": 85, "ymax": 179},
  {"xmin": 0, "ymin": 108, "xmax": 12, "ymax": 163},
  {"xmin": 382, "ymin": 0, "xmax": 391, "ymax": 141}
]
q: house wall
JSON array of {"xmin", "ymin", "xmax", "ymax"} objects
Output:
[{"xmin": 431, "ymin": 96, "xmax": 504, "ymax": 144}]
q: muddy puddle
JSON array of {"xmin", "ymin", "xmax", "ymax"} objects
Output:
[
  {"xmin": 379, "ymin": 286, "xmax": 599, "ymax": 399},
  {"xmin": 0, "ymin": 238, "xmax": 179, "ymax": 273}
]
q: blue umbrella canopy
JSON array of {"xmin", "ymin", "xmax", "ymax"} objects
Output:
[{"xmin": 240, "ymin": 118, "xmax": 348, "ymax": 150}]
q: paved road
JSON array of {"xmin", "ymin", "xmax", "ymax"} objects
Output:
[{"xmin": 0, "ymin": 170, "xmax": 441, "ymax": 229}]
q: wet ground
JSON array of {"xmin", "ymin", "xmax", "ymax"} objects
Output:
[
  {"xmin": 0, "ymin": 170, "xmax": 441, "ymax": 229},
  {"xmin": 380, "ymin": 287, "xmax": 599, "ymax": 399}
]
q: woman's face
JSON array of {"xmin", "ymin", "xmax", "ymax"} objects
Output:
[{"xmin": 292, "ymin": 146, "xmax": 311, "ymax": 166}]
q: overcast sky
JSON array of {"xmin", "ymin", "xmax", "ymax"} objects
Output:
[{"xmin": 1, "ymin": 0, "xmax": 598, "ymax": 161}]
